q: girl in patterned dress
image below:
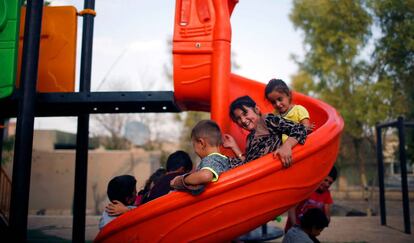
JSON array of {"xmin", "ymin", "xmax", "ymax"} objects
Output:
[{"xmin": 222, "ymin": 95, "xmax": 307, "ymax": 168}]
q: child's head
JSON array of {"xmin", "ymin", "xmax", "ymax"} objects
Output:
[
  {"xmin": 317, "ymin": 166, "xmax": 337, "ymax": 193},
  {"xmin": 264, "ymin": 79, "xmax": 292, "ymax": 114},
  {"xmin": 107, "ymin": 175, "xmax": 137, "ymax": 206},
  {"xmin": 166, "ymin": 150, "xmax": 193, "ymax": 173},
  {"xmin": 229, "ymin": 95, "xmax": 262, "ymax": 131},
  {"xmin": 300, "ymin": 208, "xmax": 329, "ymax": 237},
  {"xmin": 191, "ymin": 120, "xmax": 222, "ymax": 158}
]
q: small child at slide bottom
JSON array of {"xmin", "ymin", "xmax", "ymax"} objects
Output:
[
  {"xmin": 282, "ymin": 208, "xmax": 329, "ymax": 243},
  {"xmin": 285, "ymin": 166, "xmax": 337, "ymax": 232},
  {"xmin": 99, "ymin": 175, "xmax": 137, "ymax": 230}
]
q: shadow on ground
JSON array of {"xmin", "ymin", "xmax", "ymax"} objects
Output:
[{"xmin": 28, "ymin": 229, "xmax": 92, "ymax": 243}]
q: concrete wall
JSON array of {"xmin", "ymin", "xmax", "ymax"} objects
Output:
[{"xmin": 28, "ymin": 148, "xmax": 160, "ymax": 215}]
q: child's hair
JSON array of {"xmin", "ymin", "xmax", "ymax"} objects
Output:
[
  {"xmin": 144, "ymin": 168, "xmax": 167, "ymax": 192},
  {"xmin": 264, "ymin": 79, "xmax": 291, "ymax": 100},
  {"xmin": 107, "ymin": 175, "xmax": 137, "ymax": 205},
  {"xmin": 229, "ymin": 95, "xmax": 257, "ymax": 122},
  {"xmin": 328, "ymin": 166, "xmax": 338, "ymax": 181},
  {"xmin": 166, "ymin": 150, "xmax": 193, "ymax": 172},
  {"xmin": 300, "ymin": 208, "xmax": 329, "ymax": 230},
  {"xmin": 191, "ymin": 120, "xmax": 222, "ymax": 147}
]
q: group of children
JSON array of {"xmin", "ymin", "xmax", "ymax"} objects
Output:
[{"xmin": 99, "ymin": 79, "xmax": 337, "ymax": 242}]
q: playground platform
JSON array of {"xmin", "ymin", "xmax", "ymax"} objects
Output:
[{"xmin": 27, "ymin": 215, "xmax": 414, "ymax": 243}]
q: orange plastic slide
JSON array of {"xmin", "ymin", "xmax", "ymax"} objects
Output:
[{"xmin": 95, "ymin": 1, "xmax": 343, "ymax": 242}]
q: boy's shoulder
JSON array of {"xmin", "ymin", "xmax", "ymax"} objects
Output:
[
  {"xmin": 284, "ymin": 226, "xmax": 313, "ymax": 243},
  {"xmin": 199, "ymin": 153, "xmax": 229, "ymax": 169},
  {"xmin": 201, "ymin": 153, "xmax": 228, "ymax": 163}
]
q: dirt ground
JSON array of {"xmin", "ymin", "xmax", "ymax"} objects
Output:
[{"xmin": 26, "ymin": 199, "xmax": 414, "ymax": 242}]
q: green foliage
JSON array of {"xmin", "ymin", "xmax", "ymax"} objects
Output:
[
  {"xmin": 291, "ymin": 0, "xmax": 412, "ymax": 140},
  {"xmin": 368, "ymin": 0, "xmax": 414, "ymax": 163},
  {"xmin": 290, "ymin": 0, "xmax": 378, "ymax": 139},
  {"xmin": 2, "ymin": 135, "xmax": 15, "ymax": 151},
  {"xmin": 291, "ymin": 70, "xmax": 314, "ymax": 96},
  {"xmin": 290, "ymin": 0, "xmax": 414, "ymax": 185},
  {"xmin": 1, "ymin": 136, "xmax": 15, "ymax": 165},
  {"xmin": 368, "ymin": 0, "xmax": 414, "ymax": 114}
]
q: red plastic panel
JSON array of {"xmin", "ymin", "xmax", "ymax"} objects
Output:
[{"xmin": 173, "ymin": 0, "xmax": 233, "ymax": 111}]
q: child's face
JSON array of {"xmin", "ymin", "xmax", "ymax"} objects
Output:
[
  {"xmin": 266, "ymin": 90, "xmax": 291, "ymax": 114},
  {"xmin": 231, "ymin": 106, "xmax": 261, "ymax": 131},
  {"xmin": 317, "ymin": 175, "xmax": 334, "ymax": 193},
  {"xmin": 310, "ymin": 227, "xmax": 324, "ymax": 237}
]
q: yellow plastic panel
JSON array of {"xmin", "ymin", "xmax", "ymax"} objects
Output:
[{"xmin": 16, "ymin": 6, "xmax": 77, "ymax": 92}]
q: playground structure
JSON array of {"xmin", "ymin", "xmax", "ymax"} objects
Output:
[
  {"xmin": 0, "ymin": 0, "xmax": 344, "ymax": 242},
  {"xmin": 376, "ymin": 117, "xmax": 413, "ymax": 234}
]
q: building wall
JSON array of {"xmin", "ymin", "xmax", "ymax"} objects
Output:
[{"xmin": 28, "ymin": 148, "xmax": 160, "ymax": 215}]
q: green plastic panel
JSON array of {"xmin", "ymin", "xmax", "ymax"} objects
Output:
[{"xmin": 0, "ymin": 0, "xmax": 21, "ymax": 98}]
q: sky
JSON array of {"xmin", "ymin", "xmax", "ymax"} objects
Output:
[{"xmin": 32, "ymin": 0, "xmax": 305, "ymax": 135}]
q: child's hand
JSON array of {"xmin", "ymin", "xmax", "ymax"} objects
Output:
[
  {"xmin": 273, "ymin": 143, "xmax": 292, "ymax": 168},
  {"xmin": 306, "ymin": 123, "xmax": 315, "ymax": 133},
  {"xmin": 106, "ymin": 200, "xmax": 129, "ymax": 216},
  {"xmin": 170, "ymin": 176, "xmax": 181, "ymax": 189},
  {"xmin": 223, "ymin": 134, "xmax": 244, "ymax": 160},
  {"xmin": 170, "ymin": 174, "xmax": 206, "ymax": 195},
  {"xmin": 222, "ymin": 134, "xmax": 237, "ymax": 149}
]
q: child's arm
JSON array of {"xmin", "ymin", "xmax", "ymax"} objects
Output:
[
  {"xmin": 106, "ymin": 200, "xmax": 130, "ymax": 216},
  {"xmin": 170, "ymin": 170, "xmax": 213, "ymax": 195},
  {"xmin": 183, "ymin": 169, "xmax": 214, "ymax": 185},
  {"xmin": 287, "ymin": 205, "xmax": 299, "ymax": 225},
  {"xmin": 222, "ymin": 134, "xmax": 245, "ymax": 160},
  {"xmin": 273, "ymin": 137, "xmax": 298, "ymax": 168},
  {"xmin": 324, "ymin": 203, "xmax": 331, "ymax": 222},
  {"xmin": 170, "ymin": 169, "xmax": 213, "ymax": 187},
  {"xmin": 300, "ymin": 118, "xmax": 315, "ymax": 133}
]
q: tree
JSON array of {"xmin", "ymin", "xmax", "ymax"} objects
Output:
[
  {"xmin": 368, "ymin": 0, "xmax": 414, "ymax": 163},
  {"xmin": 291, "ymin": 0, "xmax": 414, "ymax": 189},
  {"xmin": 289, "ymin": 0, "xmax": 410, "ymax": 189}
]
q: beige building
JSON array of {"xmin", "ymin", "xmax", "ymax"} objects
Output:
[{"xmin": 3, "ymin": 129, "xmax": 178, "ymax": 215}]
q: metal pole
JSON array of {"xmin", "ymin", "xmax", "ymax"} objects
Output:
[
  {"xmin": 72, "ymin": 0, "xmax": 95, "ymax": 242},
  {"xmin": 9, "ymin": 0, "xmax": 44, "ymax": 241},
  {"xmin": 375, "ymin": 123, "xmax": 387, "ymax": 226},
  {"xmin": 397, "ymin": 117, "xmax": 411, "ymax": 234},
  {"xmin": 261, "ymin": 224, "xmax": 268, "ymax": 235},
  {"xmin": 0, "ymin": 119, "xmax": 4, "ymax": 165},
  {"xmin": 376, "ymin": 120, "xmax": 399, "ymax": 129}
]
